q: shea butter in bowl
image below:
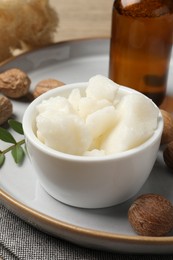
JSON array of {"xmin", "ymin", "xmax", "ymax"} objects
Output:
[{"xmin": 23, "ymin": 75, "xmax": 163, "ymax": 208}]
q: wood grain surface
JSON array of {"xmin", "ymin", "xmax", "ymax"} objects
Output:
[{"xmin": 50, "ymin": 0, "xmax": 113, "ymax": 42}]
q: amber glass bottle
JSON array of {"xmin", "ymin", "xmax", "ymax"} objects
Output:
[{"xmin": 109, "ymin": 0, "xmax": 173, "ymax": 106}]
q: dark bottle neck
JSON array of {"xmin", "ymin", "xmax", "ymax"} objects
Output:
[{"xmin": 114, "ymin": 0, "xmax": 173, "ymax": 17}]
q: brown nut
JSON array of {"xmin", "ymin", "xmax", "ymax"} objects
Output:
[
  {"xmin": 160, "ymin": 109, "xmax": 173, "ymax": 145},
  {"xmin": 0, "ymin": 95, "xmax": 13, "ymax": 125},
  {"xmin": 128, "ymin": 193, "xmax": 173, "ymax": 236},
  {"xmin": 163, "ymin": 141, "xmax": 173, "ymax": 170},
  {"xmin": 0, "ymin": 68, "xmax": 31, "ymax": 98},
  {"xmin": 33, "ymin": 79, "xmax": 65, "ymax": 98}
]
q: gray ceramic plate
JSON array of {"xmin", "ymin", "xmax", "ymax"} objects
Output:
[{"xmin": 1, "ymin": 39, "xmax": 173, "ymax": 254}]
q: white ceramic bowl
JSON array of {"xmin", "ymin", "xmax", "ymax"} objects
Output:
[{"xmin": 23, "ymin": 82, "xmax": 163, "ymax": 209}]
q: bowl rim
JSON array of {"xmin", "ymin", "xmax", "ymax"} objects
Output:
[{"xmin": 22, "ymin": 82, "xmax": 163, "ymax": 162}]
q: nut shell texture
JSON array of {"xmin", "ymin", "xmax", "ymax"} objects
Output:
[
  {"xmin": 0, "ymin": 68, "xmax": 31, "ymax": 98},
  {"xmin": 160, "ymin": 109, "xmax": 173, "ymax": 145},
  {"xmin": 163, "ymin": 142, "xmax": 173, "ymax": 170},
  {"xmin": 33, "ymin": 79, "xmax": 65, "ymax": 98},
  {"xmin": 128, "ymin": 194, "xmax": 173, "ymax": 236},
  {"xmin": 0, "ymin": 95, "xmax": 12, "ymax": 125}
]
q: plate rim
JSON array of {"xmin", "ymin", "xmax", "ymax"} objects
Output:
[
  {"xmin": 1, "ymin": 188, "xmax": 173, "ymax": 245},
  {"xmin": 0, "ymin": 37, "xmax": 173, "ymax": 249},
  {"xmin": 0, "ymin": 36, "xmax": 109, "ymax": 67}
]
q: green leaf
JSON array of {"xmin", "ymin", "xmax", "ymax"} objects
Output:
[
  {"xmin": 0, "ymin": 127, "xmax": 16, "ymax": 144},
  {"xmin": 8, "ymin": 119, "xmax": 24, "ymax": 135},
  {"xmin": 0, "ymin": 152, "xmax": 5, "ymax": 167},
  {"xmin": 11, "ymin": 144, "xmax": 25, "ymax": 164}
]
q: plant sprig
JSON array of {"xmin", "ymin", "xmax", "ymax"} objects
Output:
[{"xmin": 0, "ymin": 119, "xmax": 25, "ymax": 167}]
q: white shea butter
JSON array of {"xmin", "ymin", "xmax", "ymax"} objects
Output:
[
  {"xmin": 36, "ymin": 111, "xmax": 92, "ymax": 155},
  {"xmin": 36, "ymin": 75, "xmax": 159, "ymax": 156}
]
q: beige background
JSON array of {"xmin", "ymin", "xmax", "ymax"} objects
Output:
[{"xmin": 50, "ymin": 0, "xmax": 113, "ymax": 42}]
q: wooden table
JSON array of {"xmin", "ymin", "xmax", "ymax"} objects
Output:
[{"xmin": 50, "ymin": 0, "xmax": 113, "ymax": 42}]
